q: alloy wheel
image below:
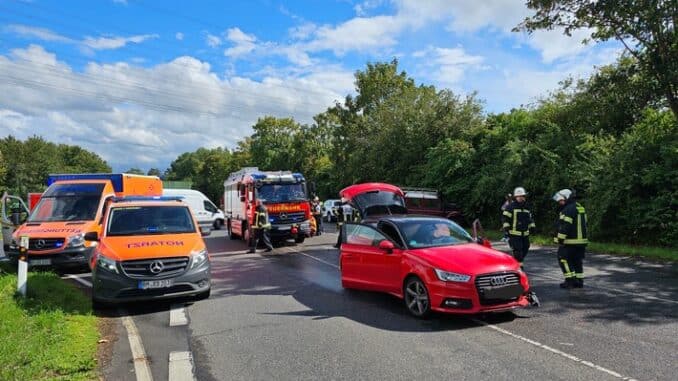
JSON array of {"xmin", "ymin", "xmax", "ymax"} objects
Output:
[{"xmin": 404, "ymin": 278, "xmax": 430, "ymax": 317}]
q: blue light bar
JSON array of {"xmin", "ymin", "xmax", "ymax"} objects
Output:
[
  {"xmin": 112, "ymin": 196, "xmax": 185, "ymax": 203},
  {"xmin": 48, "ymin": 173, "xmax": 124, "ymax": 192}
]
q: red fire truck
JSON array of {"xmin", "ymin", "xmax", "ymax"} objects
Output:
[{"xmin": 224, "ymin": 167, "xmax": 312, "ymax": 244}]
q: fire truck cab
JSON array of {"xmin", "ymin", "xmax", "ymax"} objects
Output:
[{"xmin": 224, "ymin": 167, "xmax": 312, "ymax": 245}]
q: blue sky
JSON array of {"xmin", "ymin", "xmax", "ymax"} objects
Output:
[{"xmin": 0, "ymin": 0, "xmax": 621, "ymax": 171}]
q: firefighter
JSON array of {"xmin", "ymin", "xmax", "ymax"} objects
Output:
[
  {"xmin": 553, "ymin": 189, "xmax": 588, "ymax": 289},
  {"xmin": 334, "ymin": 202, "xmax": 347, "ymax": 248},
  {"xmin": 502, "ymin": 187, "xmax": 536, "ymax": 266},
  {"xmin": 248, "ymin": 199, "xmax": 273, "ymax": 253},
  {"xmin": 500, "ymin": 193, "xmax": 512, "ymax": 242},
  {"xmin": 311, "ymin": 196, "xmax": 323, "ymax": 236}
]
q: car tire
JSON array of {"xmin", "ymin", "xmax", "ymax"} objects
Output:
[
  {"xmin": 228, "ymin": 221, "xmax": 238, "ymax": 240},
  {"xmin": 404, "ymin": 276, "xmax": 431, "ymax": 318},
  {"xmin": 294, "ymin": 236, "xmax": 305, "ymax": 244},
  {"xmin": 213, "ymin": 219, "xmax": 223, "ymax": 230}
]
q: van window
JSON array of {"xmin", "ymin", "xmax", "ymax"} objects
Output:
[{"xmin": 204, "ymin": 200, "xmax": 218, "ymax": 213}]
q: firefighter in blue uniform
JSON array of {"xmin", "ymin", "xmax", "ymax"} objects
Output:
[
  {"xmin": 553, "ymin": 189, "xmax": 588, "ymax": 288},
  {"xmin": 248, "ymin": 199, "xmax": 273, "ymax": 253},
  {"xmin": 501, "ymin": 187, "xmax": 536, "ymax": 266}
]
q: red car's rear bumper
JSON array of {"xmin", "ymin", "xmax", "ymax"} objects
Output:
[{"xmin": 427, "ymin": 280, "xmax": 529, "ymax": 314}]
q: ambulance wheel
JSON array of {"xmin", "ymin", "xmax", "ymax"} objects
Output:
[
  {"xmin": 294, "ymin": 236, "xmax": 305, "ymax": 244},
  {"xmin": 92, "ymin": 297, "xmax": 112, "ymax": 311},
  {"xmin": 213, "ymin": 219, "xmax": 223, "ymax": 230}
]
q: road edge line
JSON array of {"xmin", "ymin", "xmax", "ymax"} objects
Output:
[{"xmin": 122, "ymin": 315, "xmax": 154, "ymax": 381}]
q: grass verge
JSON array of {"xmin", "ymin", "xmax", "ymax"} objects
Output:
[
  {"xmin": 0, "ymin": 265, "xmax": 98, "ymax": 380},
  {"xmin": 480, "ymin": 229, "xmax": 677, "ymax": 262}
]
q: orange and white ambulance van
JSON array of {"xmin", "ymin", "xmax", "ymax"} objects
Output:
[
  {"xmin": 87, "ymin": 196, "xmax": 211, "ymax": 306},
  {"xmin": 7, "ymin": 173, "xmax": 162, "ymax": 269}
]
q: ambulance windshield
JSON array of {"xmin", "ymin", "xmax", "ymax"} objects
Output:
[{"xmin": 28, "ymin": 183, "xmax": 104, "ymax": 222}]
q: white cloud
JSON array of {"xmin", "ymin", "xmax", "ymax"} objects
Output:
[
  {"xmin": 5, "ymin": 24, "xmax": 74, "ymax": 43},
  {"xmin": 0, "ymin": 45, "xmax": 354, "ymax": 170},
  {"xmin": 205, "ymin": 33, "xmax": 222, "ymax": 48},
  {"xmin": 223, "ymin": 28, "xmax": 256, "ymax": 57},
  {"xmin": 82, "ymin": 34, "xmax": 158, "ymax": 50},
  {"xmin": 354, "ymin": 0, "xmax": 385, "ymax": 16},
  {"xmin": 306, "ymin": 16, "xmax": 403, "ymax": 55},
  {"xmin": 525, "ymin": 28, "xmax": 594, "ymax": 63},
  {"xmin": 175, "ymin": 32, "xmax": 184, "ymax": 41},
  {"xmin": 414, "ymin": 46, "xmax": 484, "ymax": 86}
]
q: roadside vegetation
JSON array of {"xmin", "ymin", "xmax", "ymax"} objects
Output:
[{"xmin": 0, "ymin": 265, "xmax": 98, "ymax": 380}]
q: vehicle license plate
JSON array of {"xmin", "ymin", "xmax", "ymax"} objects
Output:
[
  {"xmin": 481, "ymin": 284, "xmax": 523, "ymax": 300},
  {"xmin": 29, "ymin": 258, "xmax": 51, "ymax": 266},
  {"xmin": 139, "ymin": 279, "xmax": 173, "ymax": 289}
]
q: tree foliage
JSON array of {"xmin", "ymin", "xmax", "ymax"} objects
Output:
[
  {"xmin": 0, "ymin": 136, "xmax": 111, "ymax": 195},
  {"xmin": 516, "ymin": 0, "xmax": 678, "ymax": 117}
]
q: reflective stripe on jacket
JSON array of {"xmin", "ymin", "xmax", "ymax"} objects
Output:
[
  {"xmin": 502, "ymin": 201, "xmax": 536, "ymax": 236},
  {"xmin": 554, "ymin": 200, "xmax": 588, "ymax": 245}
]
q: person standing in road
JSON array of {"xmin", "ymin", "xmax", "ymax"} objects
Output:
[
  {"xmin": 248, "ymin": 199, "xmax": 273, "ymax": 253},
  {"xmin": 502, "ymin": 187, "xmax": 536, "ymax": 267},
  {"xmin": 312, "ymin": 196, "xmax": 323, "ymax": 236},
  {"xmin": 553, "ymin": 189, "xmax": 588, "ymax": 289},
  {"xmin": 334, "ymin": 201, "xmax": 347, "ymax": 248},
  {"xmin": 500, "ymin": 193, "xmax": 512, "ymax": 242}
]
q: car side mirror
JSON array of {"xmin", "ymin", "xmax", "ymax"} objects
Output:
[
  {"xmin": 84, "ymin": 232, "xmax": 99, "ymax": 242},
  {"xmin": 378, "ymin": 240, "xmax": 395, "ymax": 254},
  {"xmin": 200, "ymin": 226, "xmax": 212, "ymax": 237}
]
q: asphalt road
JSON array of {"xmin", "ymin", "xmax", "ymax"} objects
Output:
[{"xmin": 69, "ymin": 228, "xmax": 678, "ymax": 380}]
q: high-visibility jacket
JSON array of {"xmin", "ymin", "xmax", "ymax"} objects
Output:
[
  {"xmin": 253, "ymin": 205, "xmax": 271, "ymax": 230},
  {"xmin": 555, "ymin": 199, "xmax": 588, "ymax": 245},
  {"xmin": 502, "ymin": 201, "xmax": 536, "ymax": 236}
]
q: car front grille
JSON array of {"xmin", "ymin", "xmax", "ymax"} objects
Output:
[
  {"xmin": 29, "ymin": 238, "xmax": 65, "ymax": 251},
  {"xmin": 120, "ymin": 257, "xmax": 189, "ymax": 279},
  {"xmin": 475, "ymin": 271, "xmax": 523, "ymax": 306}
]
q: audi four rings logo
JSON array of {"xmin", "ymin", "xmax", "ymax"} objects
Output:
[
  {"xmin": 149, "ymin": 260, "xmax": 164, "ymax": 274},
  {"xmin": 35, "ymin": 239, "xmax": 46, "ymax": 249},
  {"xmin": 490, "ymin": 276, "xmax": 508, "ymax": 286}
]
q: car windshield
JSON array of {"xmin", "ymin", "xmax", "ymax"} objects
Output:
[
  {"xmin": 107, "ymin": 206, "xmax": 196, "ymax": 236},
  {"xmin": 256, "ymin": 183, "xmax": 307, "ymax": 202},
  {"xmin": 397, "ymin": 219, "xmax": 473, "ymax": 249},
  {"xmin": 28, "ymin": 183, "xmax": 104, "ymax": 222}
]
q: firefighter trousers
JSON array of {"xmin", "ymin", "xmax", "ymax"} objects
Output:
[
  {"xmin": 508, "ymin": 235, "xmax": 530, "ymax": 263},
  {"xmin": 557, "ymin": 245, "xmax": 585, "ymax": 281},
  {"xmin": 250, "ymin": 228, "xmax": 273, "ymax": 251}
]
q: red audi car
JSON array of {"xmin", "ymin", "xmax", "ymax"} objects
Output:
[{"xmin": 338, "ymin": 183, "xmax": 532, "ymax": 318}]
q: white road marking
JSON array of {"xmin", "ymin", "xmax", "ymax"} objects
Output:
[
  {"xmin": 294, "ymin": 249, "xmax": 640, "ymax": 380},
  {"xmin": 63, "ymin": 274, "xmax": 93, "ymax": 287},
  {"xmin": 170, "ymin": 304, "xmax": 188, "ymax": 327},
  {"xmin": 474, "ymin": 319, "xmax": 638, "ymax": 381},
  {"xmin": 122, "ymin": 315, "xmax": 154, "ymax": 381},
  {"xmin": 168, "ymin": 351, "xmax": 196, "ymax": 381}
]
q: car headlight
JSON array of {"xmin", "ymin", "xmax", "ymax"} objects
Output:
[
  {"xmin": 190, "ymin": 249, "xmax": 208, "ymax": 269},
  {"xmin": 97, "ymin": 254, "xmax": 119, "ymax": 273},
  {"xmin": 67, "ymin": 233, "xmax": 85, "ymax": 248},
  {"xmin": 434, "ymin": 269, "xmax": 471, "ymax": 283}
]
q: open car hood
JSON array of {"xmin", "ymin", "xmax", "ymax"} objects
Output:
[{"xmin": 339, "ymin": 183, "xmax": 407, "ymax": 218}]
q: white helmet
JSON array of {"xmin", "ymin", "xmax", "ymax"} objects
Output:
[
  {"xmin": 513, "ymin": 187, "xmax": 527, "ymax": 197},
  {"xmin": 552, "ymin": 189, "xmax": 572, "ymax": 202}
]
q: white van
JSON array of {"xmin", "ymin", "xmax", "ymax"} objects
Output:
[{"xmin": 162, "ymin": 189, "xmax": 225, "ymax": 229}]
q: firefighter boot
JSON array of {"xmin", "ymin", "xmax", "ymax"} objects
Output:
[
  {"xmin": 572, "ymin": 278, "xmax": 584, "ymax": 288},
  {"xmin": 559, "ymin": 278, "xmax": 574, "ymax": 289}
]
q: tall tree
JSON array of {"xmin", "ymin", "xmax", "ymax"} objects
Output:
[{"xmin": 516, "ymin": 0, "xmax": 678, "ymax": 117}]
